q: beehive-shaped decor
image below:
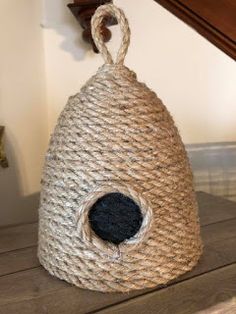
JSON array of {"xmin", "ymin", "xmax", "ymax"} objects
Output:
[{"xmin": 38, "ymin": 4, "xmax": 202, "ymax": 292}]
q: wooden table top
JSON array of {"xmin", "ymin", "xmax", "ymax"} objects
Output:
[{"xmin": 0, "ymin": 192, "xmax": 236, "ymax": 314}]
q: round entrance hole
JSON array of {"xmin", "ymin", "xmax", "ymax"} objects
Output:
[{"xmin": 88, "ymin": 192, "xmax": 143, "ymax": 245}]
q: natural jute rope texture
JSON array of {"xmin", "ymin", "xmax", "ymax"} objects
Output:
[{"xmin": 38, "ymin": 4, "xmax": 202, "ymax": 292}]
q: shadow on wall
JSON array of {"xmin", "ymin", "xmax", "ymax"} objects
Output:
[
  {"xmin": 41, "ymin": 0, "xmax": 91, "ymax": 61},
  {"xmin": 0, "ymin": 132, "xmax": 39, "ymax": 227}
]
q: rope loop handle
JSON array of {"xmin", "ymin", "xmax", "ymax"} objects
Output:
[{"xmin": 91, "ymin": 4, "xmax": 130, "ymax": 65}]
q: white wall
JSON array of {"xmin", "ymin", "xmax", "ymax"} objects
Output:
[
  {"xmin": 0, "ymin": 0, "xmax": 48, "ymax": 226},
  {"xmin": 42, "ymin": 0, "xmax": 236, "ymax": 144}
]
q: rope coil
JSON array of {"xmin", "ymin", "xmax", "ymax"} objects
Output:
[{"xmin": 38, "ymin": 4, "xmax": 202, "ymax": 293}]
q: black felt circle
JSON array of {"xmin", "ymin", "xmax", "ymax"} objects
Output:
[{"xmin": 88, "ymin": 192, "xmax": 143, "ymax": 245}]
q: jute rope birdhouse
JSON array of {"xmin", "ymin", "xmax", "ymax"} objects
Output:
[{"xmin": 38, "ymin": 4, "xmax": 202, "ymax": 292}]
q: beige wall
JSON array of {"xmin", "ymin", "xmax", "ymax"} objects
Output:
[
  {"xmin": 0, "ymin": 0, "xmax": 48, "ymax": 226},
  {"xmin": 42, "ymin": 0, "xmax": 236, "ymax": 144}
]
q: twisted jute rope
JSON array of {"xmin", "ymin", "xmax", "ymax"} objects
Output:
[{"xmin": 38, "ymin": 3, "xmax": 202, "ymax": 292}]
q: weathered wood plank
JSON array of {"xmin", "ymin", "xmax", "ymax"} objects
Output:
[
  {"xmin": 0, "ymin": 192, "xmax": 235, "ymax": 256},
  {"xmin": 197, "ymin": 192, "xmax": 236, "ymax": 226},
  {"xmin": 0, "ymin": 246, "xmax": 39, "ymax": 277},
  {"xmin": 0, "ymin": 217, "xmax": 235, "ymax": 314},
  {"xmin": 95, "ymin": 263, "xmax": 236, "ymax": 314},
  {"xmin": 201, "ymin": 218, "xmax": 236, "ymax": 244},
  {"xmin": 0, "ymin": 223, "xmax": 38, "ymax": 254}
]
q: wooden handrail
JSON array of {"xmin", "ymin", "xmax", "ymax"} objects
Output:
[{"xmin": 154, "ymin": 0, "xmax": 236, "ymax": 60}]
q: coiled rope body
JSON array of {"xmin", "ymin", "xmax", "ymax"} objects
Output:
[{"xmin": 38, "ymin": 4, "xmax": 202, "ymax": 292}]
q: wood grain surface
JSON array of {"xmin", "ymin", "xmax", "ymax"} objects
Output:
[
  {"xmin": 96, "ymin": 264, "xmax": 236, "ymax": 314},
  {"xmin": 0, "ymin": 223, "xmax": 37, "ymax": 254}
]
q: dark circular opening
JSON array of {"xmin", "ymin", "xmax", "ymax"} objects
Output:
[{"xmin": 88, "ymin": 192, "xmax": 143, "ymax": 245}]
